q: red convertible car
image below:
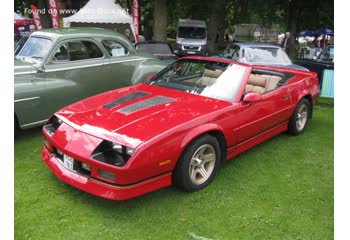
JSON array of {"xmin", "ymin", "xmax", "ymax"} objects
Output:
[{"xmin": 42, "ymin": 57, "xmax": 320, "ymax": 200}]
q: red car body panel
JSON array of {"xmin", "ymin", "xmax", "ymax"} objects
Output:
[{"xmin": 42, "ymin": 57, "xmax": 320, "ymax": 200}]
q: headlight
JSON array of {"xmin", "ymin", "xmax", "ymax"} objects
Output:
[
  {"xmin": 43, "ymin": 115, "xmax": 63, "ymax": 136},
  {"xmin": 91, "ymin": 141, "xmax": 135, "ymax": 167}
]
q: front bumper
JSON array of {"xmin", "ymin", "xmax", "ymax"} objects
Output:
[
  {"xmin": 42, "ymin": 147, "xmax": 172, "ymax": 200},
  {"xmin": 174, "ymin": 44, "xmax": 208, "ymax": 56}
]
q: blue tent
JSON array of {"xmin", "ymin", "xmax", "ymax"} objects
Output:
[{"xmin": 297, "ymin": 29, "xmax": 334, "ymax": 37}]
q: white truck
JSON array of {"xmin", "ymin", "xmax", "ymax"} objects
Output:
[{"xmin": 174, "ymin": 19, "xmax": 208, "ymax": 56}]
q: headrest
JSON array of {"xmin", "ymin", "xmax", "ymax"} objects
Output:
[
  {"xmin": 247, "ymin": 74, "xmax": 267, "ymax": 87},
  {"xmin": 203, "ymin": 69, "xmax": 223, "ymax": 78}
]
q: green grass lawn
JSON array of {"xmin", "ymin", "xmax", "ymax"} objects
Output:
[{"xmin": 15, "ymin": 105, "xmax": 334, "ymax": 240}]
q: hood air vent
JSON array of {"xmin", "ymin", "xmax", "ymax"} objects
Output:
[
  {"xmin": 104, "ymin": 91, "xmax": 149, "ymax": 109},
  {"xmin": 118, "ymin": 96, "xmax": 175, "ymax": 115}
]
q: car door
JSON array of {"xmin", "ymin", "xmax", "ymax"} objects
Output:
[
  {"xmin": 101, "ymin": 39, "xmax": 138, "ymax": 87},
  {"xmin": 14, "ymin": 70, "xmax": 48, "ymax": 128},
  {"xmin": 43, "ymin": 39, "xmax": 111, "ymax": 116},
  {"xmin": 231, "ymin": 73, "xmax": 294, "ymax": 144}
]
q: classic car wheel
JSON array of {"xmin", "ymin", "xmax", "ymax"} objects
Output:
[
  {"xmin": 288, "ymin": 98, "xmax": 311, "ymax": 135},
  {"xmin": 173, "ymin": 135, "xmax": 221, "ymax": 192}
]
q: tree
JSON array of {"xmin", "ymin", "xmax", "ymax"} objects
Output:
[{"xmin": 153, "ymin": 0, "xmax": 167, "ymax": 41}]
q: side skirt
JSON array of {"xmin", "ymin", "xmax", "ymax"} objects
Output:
[{"xmin": 226, "ymin": 121, "xmax": 289, "ymax": 160}]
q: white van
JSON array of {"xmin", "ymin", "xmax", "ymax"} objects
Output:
[{"xmin": 174, "ymin": 19, "xmax": 208, "ymax": 56}]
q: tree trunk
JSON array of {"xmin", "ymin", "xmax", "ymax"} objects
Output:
[
  {"xmin": 208, "ymin": 0, "xmax": 225, "ymax": 53},
  {"xmin": 35, "ymin": 0, "xmax": 51, "ymax": 28},
  {"xmin": 153, "ymin": 0, "xmax": 167, "ymax": 41}
]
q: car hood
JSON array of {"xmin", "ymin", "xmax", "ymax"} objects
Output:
[{"xmin": 56, "ymin": 84, "xmax": 231, "ymax": 148}]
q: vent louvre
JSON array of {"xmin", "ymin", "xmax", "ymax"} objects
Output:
[
  {"xmin": 118, "ymin": 96, "xmax": 175, "ymax": 115},
  {"xmin": 104, "ymin": 91, "xmax": 149, "ymax": 109}
]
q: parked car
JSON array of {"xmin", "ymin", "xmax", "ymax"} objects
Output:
[
  {"xmin": 135, "ymin": 41, "xmax": 179, "ymax": 64},
  {"xmin": 14, "ymin": 28, "xmax": 166, "ymax": 132},
  {"xmin": 294, "ymin": 44, "xmax": 334, "ymax": 87},
  {"xmin": 42, "ymin": 56, "xmax": 320, "ymax": 200},
  {"xmin": 216, "ymin": 42, "xmax": 308, "ymax": 70},
  {"xmin": 174, "ymin": 19, "xmax": 208, "ymax": 56}
]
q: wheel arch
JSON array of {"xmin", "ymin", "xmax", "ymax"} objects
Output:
[
  {"xmin": 180, "ymin": 124, "xmax": 227, "ymax": 164},
  {"xmin": 299, "ymin": 94, "xmax": 313, "ymax": 119}
]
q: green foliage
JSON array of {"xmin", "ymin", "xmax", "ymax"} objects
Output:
[{"xmin": 15, "ymin": 106, "xmax": 333, "ymax": 239}]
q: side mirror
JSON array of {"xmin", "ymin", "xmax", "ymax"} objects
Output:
[
  {"xmin": 34, "ymin": 64, "xmax": 45, "ymax": 73},
  {"xmin": 243, "ymin": 92, "xmax": 262, "ymax": 102}
]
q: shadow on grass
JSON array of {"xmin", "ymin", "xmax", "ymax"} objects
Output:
[{"xmin": 15, "ymin": 126, "xmax": 43, "ymax": 143}]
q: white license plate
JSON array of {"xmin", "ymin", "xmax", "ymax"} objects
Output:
[
  {"xmin": 187, "ymin": 51, "xmax": 196, "ymax": 54},
  {"xmin": 63, "ymin": 154, "xmax": 74, "ymax": 170}
]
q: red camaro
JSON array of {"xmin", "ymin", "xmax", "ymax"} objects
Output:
[{"xmin": 42, "ymin": 57, "xmax": 320, "ymax": 200}]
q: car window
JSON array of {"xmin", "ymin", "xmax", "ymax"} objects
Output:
[
  {"xmin": 102, "ymin": 40, "xmax": 128, "ymax": 57},
  {"xmin": 320, "ymin": 46, "xmax": 334, "ymax": 61},
  {"xmin": 52, "ymin": 43, "xmax": 69, "ymax": 61},
  {"xmin": 68, "ymin": 41, "xmax": 103, "ymax": 61},
  {"xmin": 223, "ymin": 44, "xmax": 240, "ymax": 60}
]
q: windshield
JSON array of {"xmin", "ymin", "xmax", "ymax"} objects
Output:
[
  {"xmin": 242, "ymin": 47, "xmax": 292, "ymax": 65},
  {"xmin": 178, "ymin": 27, "xmax": 206, "ymax": 39},
  {"xmin": 223, "ymin": 44, "xmax": 240, "ymax": 60},
  {"xmin": 319, "ymin": 46, "xmax": 334, "ymax": 62},
  {"xmin": 148, "ymin": 59, "xmax": 247, "ymax": 102},
  {"xmin": 17, "ymin": 36, "xmax": 52, "ymax": 62}
]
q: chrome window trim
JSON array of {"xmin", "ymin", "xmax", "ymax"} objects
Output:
[{"xmin": 45, "ymin": 57, "xmax": 153, "ymax": 72}]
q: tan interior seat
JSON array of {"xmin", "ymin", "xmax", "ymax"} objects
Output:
[
  {"xmin": 196, "ymin": 69, "xmax": 223, "ymax": 86},
  {"xmin": 245, "ymin": 74, "xmax": 282, "ymax": 94}
]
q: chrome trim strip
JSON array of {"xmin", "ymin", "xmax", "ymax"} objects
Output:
[
  {"xmin": 14, "ymin": 96, "xmax": 40, "ymax": 103},
  {"xmin": 45, "ymin": 62, "xmax": 107, "ymax": 72},
  {"xmin": 14, "ymin": 71, "xmax": 35, "ymax": 75},
  {"xmin": 21, "ymin": 119, "xmax": 48, "ymax": 128},
  {"xmin": 108, "ymin": 57, "xmax": 153, "ymax": 65},
  {"xmin": 44, "ymin": 57, "xmax": 153, "ymax": 73}
]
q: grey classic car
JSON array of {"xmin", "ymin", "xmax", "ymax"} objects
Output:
[
  {"xmin": 215, "ymin": 42, "xmax": 308, "ymax": 70},
  {"xmin": 14, "ymin": 28, "xmax": 166, "ymax": 132}
]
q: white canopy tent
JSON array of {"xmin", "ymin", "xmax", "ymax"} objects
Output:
[{"xmin": 63, "ymin": 0, "xmax": 135, "ymax": 40}]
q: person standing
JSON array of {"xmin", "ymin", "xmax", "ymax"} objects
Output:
[
  {"xmin": 320, "ymin": 35, "xmax": 328, "ymax": 49},
  {"xmin": 281, "ymin": 32, "xmax": 292, "ymax": 56}
]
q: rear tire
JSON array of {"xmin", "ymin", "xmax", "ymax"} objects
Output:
[
  {"xmin": 173, "ymin": 135, "xmax": 221, "ymax": 192},
  {"xmin": 288, "ymin": 98, "xmax": 311, "ymax": 135}
]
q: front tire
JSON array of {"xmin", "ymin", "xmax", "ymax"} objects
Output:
[
  {"xmin": 288, "ymin": 98, "xmax": 311, "ymax": 135},
  {"xmin": 173, "ymin": 135, "xmax": 221, "ymax": 192}
]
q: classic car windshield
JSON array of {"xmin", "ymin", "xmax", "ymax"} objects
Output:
[
  {"xmin": 319, "ymin": 46, "xmax": 334, "ymax": 62},
  {"xmin": 149, "ymin": 59, "xmax": 247, "ymax": 102},
  {"xmin": 242, "ymin": 47, "xmax": 292, "ymax": 65},
  {"xmin": 178, "ymin": 27, "xmax": 206, "ymax": 39},
  {"xmin": 17, "ymin": 36, "xmax": 52, "ymax": 61}
]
